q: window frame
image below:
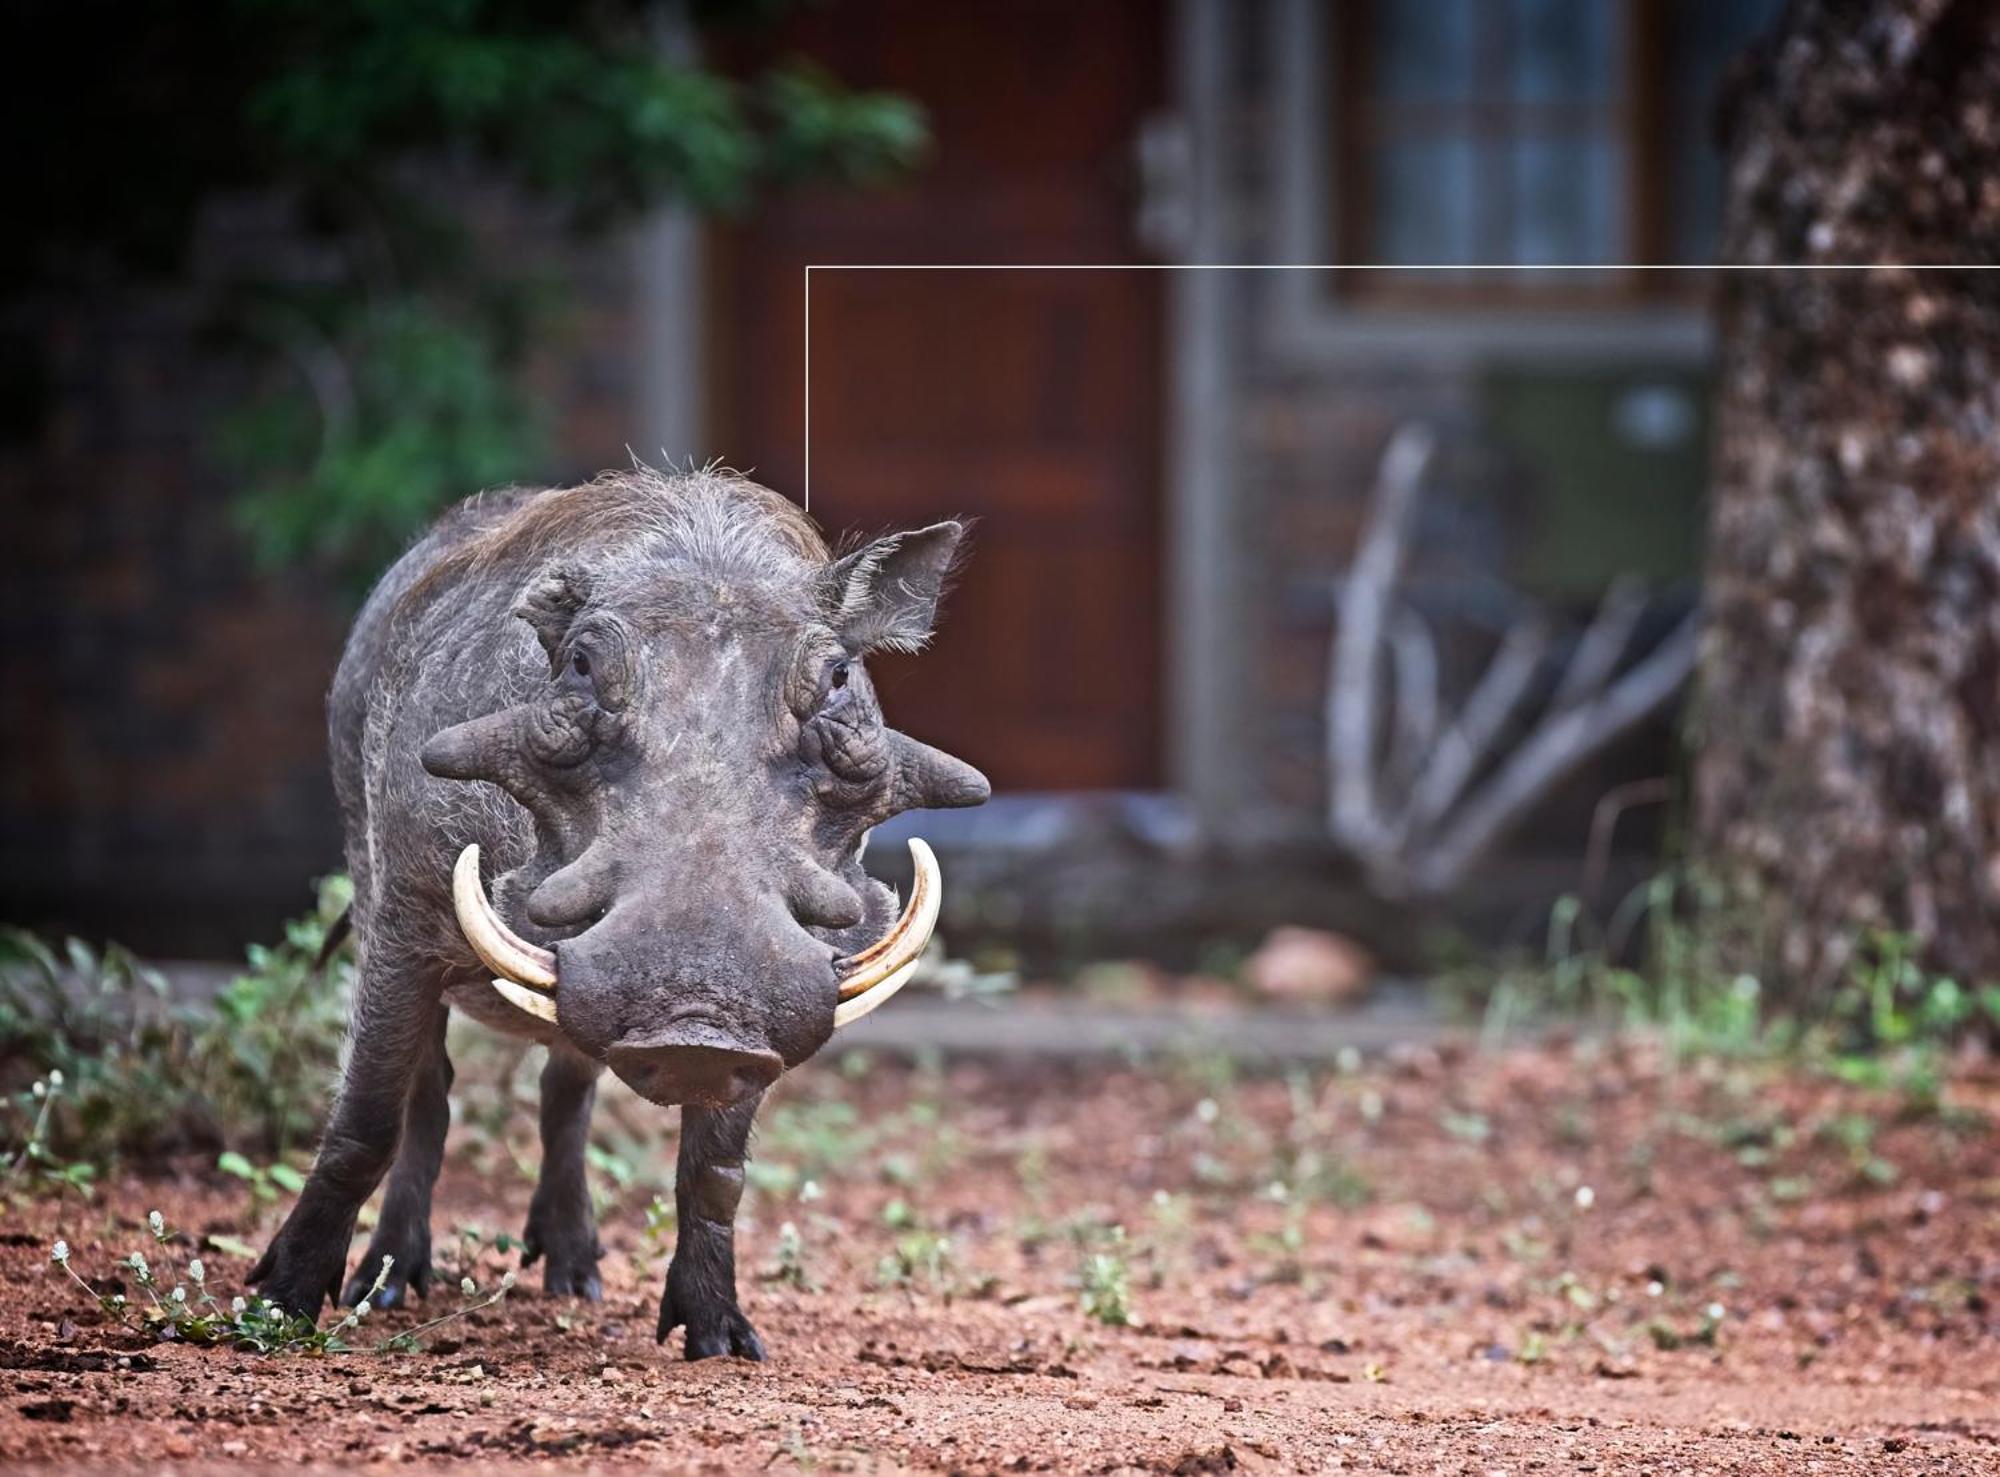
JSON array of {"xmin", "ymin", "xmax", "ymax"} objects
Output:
[{"xmin": 1264, "ymin": 0, "xmax": 1712, "ymax": 367}]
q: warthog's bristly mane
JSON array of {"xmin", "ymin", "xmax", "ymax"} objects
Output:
[{"xmin": 405, "ymin": 466, "xmax": 830, "ymax": 617}]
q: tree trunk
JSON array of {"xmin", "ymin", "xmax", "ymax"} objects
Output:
[{"xmin": 1695, "ymin": 0, "xmax": 2000, "ymax": 995}]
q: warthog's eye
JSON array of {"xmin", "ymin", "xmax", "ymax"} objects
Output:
[
  {"xmin": 830, "ymin": 661, "xmax": 849, "ymax": 690},
  {"xmin": 571, "ymin": 651, "xmax": 591, "ymax": 678}
]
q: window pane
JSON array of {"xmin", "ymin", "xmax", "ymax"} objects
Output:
[
  {"xmin": 1376, "ymin": 0, "xmax": 1477, "ymax": 101},
  {"xmin": 1509, "ymin": 133, "xmax": 1620, "ymax": 266},
  {"xmin": 1510, "ymin": 0, "xmax": 1615, "ymax": 102},
  {"xmin": 1372, "ymin": 134, "xmax": 1478, "ymax": 265}
]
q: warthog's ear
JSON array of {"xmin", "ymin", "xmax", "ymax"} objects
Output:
[
  {"xmin": 516, "ymin": 565, "xmax": 593, "ymax": 673},
  {"xmin": 821, "ymin": 521, "xmax": 965, "ymax": 654}
]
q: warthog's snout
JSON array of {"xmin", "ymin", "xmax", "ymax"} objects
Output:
[{"xmin": 609, "ymin": 1019, "xmax": 784, "ymax": 1108}]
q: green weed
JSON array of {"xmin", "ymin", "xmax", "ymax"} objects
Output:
[
  {"xmin": 874, "ymin": 1198, "xmax": 957, "ymax": 1295},
  {"xmin": 2, "ymin": 1072, "xmax": 98, "ymax": 1201},
  {"xmin": 764, "ymin": 1220, "xmax": 813, "ymax": 1290},
  {"xmin": 1073, "ymin": 1223, "xmax": 1134, "ymax": 1327},
  {"xmin": 50, "ymin": 1210, "xmax": 513, "ymax": 1355}
]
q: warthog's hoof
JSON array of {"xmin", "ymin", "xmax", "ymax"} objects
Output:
[
  {"xmin": 247, "ymin": 1225, "xmax": 348, "ymax": 1320},
  {"xmin": 521, "ymin": 1197, "xmax": 603, "ymax": 1301},
  {"xmin": 657, "ymin": 1277, "xmax": 766, "ymax": 1361},
  {"xmin": 341, "ymin": 1238, "xmax": 432, "ymax": 1310}
]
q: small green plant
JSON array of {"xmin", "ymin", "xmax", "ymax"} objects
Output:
[
  {"xmin": 216, "ymin": 1151, "xmax": 307, "ymax": 1209},
  {"xmin": 1074, "ymin": 1223, "xmax": 1134, "ymax": 1327},
  {"xmin": 1645, "ymin": 1301, "xmax": 1725, "ymax": 1351},
  {"xmin": 1143, "ymin": 1188, "xmax": 1193, "ymax": 1277},
  {"xmin": 1248, "ymin": 1182, "xmax": 1313, "ymax": 1283},
  {"xmin": 641, "ymin": 1193, "xmax": 677, "ymax": 1256},
  {"xmin": 2, "ymin": 1072, "xmax": 98, "ymax": 1201},
  {"xmin": 378, "ymin": 1270, "xmax": 520, "ymax": 1355},
  {"xmin": 874, "ymin": 1198, "xmax": 956, "ymax": 1295},
  {"xmin": 764, "ymin": 1220, "xmax": 813, "ymax": 1291},
  {"xmin": 50, "ymin": 1211, "xmax": 514, "ymax": 1355},
  {"xmin": 1272, "ymin": 1073, "xmax": 1373, "ymax": 1209},
  {"xmin": 1818, "ymin": 1111, "xmax": 1898, "ymax": 1188}
]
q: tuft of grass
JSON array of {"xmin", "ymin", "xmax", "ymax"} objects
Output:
[{"xmin": 1451, "ymin": 873, "xmax": 2000, "ymax": 1097}]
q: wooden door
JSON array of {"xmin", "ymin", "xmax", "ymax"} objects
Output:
[{"xmin": 712, "ymin": 0, "xmax": 1167, "ymax": 791}]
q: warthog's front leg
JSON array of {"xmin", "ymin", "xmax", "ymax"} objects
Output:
[
  {"xmin": 252, "ymin": 971, "xmax": 445, "ymax": 1316},
  {"xmin": 657, "ymin": 1093, "xmax": 765, "ymax": 1360},
  {"xmin": 521, "ymin": 1044, "xmax": 605, "ymax": 1298},
  {"xmin": 342, "ymin": 1011, "xmax": 454, "ymax": 1308}
]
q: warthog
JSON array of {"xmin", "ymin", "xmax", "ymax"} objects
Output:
[{"xmin": 250, "ymin": 468, "xmax": 988, "ymax": 1358}]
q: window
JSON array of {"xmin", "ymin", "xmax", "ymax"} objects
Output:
[{"xmin": 1325, "ymin": 0, "xmax": 1784, "ymax": 304}]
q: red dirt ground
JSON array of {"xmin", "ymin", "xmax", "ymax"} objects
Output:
[{"xmin": 2, "ymin": 1037, "xmax": 1996, "ymax": 1473}]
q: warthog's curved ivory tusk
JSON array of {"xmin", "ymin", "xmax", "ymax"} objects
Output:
[
  {"xmin": 832, "ymin": 957, "xmax": 922, "ymax": 1030},
  {"xmin": 452, "ymin": 844, "xmax": 558, "ymax": 989},
  {"xmin": 835, "ymin": 838, "xmax": 940, "ymax": 1001},
  {"xmin": 491, "ymin": 976, "xmax": 560, "ymax": 1024}
]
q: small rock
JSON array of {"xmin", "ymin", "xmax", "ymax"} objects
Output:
[{"xmin": 1243, "ymin": 927, "xmax": 1375, "ymax": 1007}]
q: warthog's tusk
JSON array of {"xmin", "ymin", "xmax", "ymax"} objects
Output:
[
  {"xmin": 832, "ymin": 838, "xmax": 941, "ymax": 1024},
  {"xmin": 452, "ymin": 844, "xmax": 558, "ymax": 990},
  {"xmin": 491, "ymin": 976, "xmax": 560, "ymax": 1024},
  {"xmin": 833, "ymin": 957, "xmax": 922, "ymax": 1029}
]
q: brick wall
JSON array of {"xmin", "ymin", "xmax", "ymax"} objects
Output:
[{"xmin": 0, "ymin": 200, "xmax": 644, "ymax": 955}]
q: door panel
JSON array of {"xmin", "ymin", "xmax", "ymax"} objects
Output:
[{"xmin": 712, "ymin": 0, "xmax": 1166, "ymax": 792}]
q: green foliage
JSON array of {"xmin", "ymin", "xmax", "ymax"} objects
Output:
[
  {"xmin": 0, "ymin": 878, "xmax": 354, "ymax": 1170},
  {"xmin": 0, "ymin": 934, "xmax": 186, "ymax": 1163},
  {"xmin": 6, "ymin": 0, "xmax": 928, "ymax": 588},
  {"xmin": 1453, "ymin": 873, "xmax": 2000, "ymax": 1088},
  {"xmin": 201, "ymin": 874, "xmax": 357, "ymax": 1152},
  {"xmin": 224, "ymin": 299, "xmax": 547, "ymax": 585},
  {"xmin": 216, "ymin": 1151, "xmax": 309, "ymax": 1210},
  {"xmin": 49, "ymin": 1211, "xmax": 514, "ymax": 1355}
]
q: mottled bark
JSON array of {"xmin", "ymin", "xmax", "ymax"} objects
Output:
[{"xmin": 1695, "ymin": 0, "xmax": 2000, "ymax": 994}]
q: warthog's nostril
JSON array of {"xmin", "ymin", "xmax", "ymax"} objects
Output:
[{"xmin": 607, "ymin": 1021, "xmax": 783, "ymax": 1109}]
